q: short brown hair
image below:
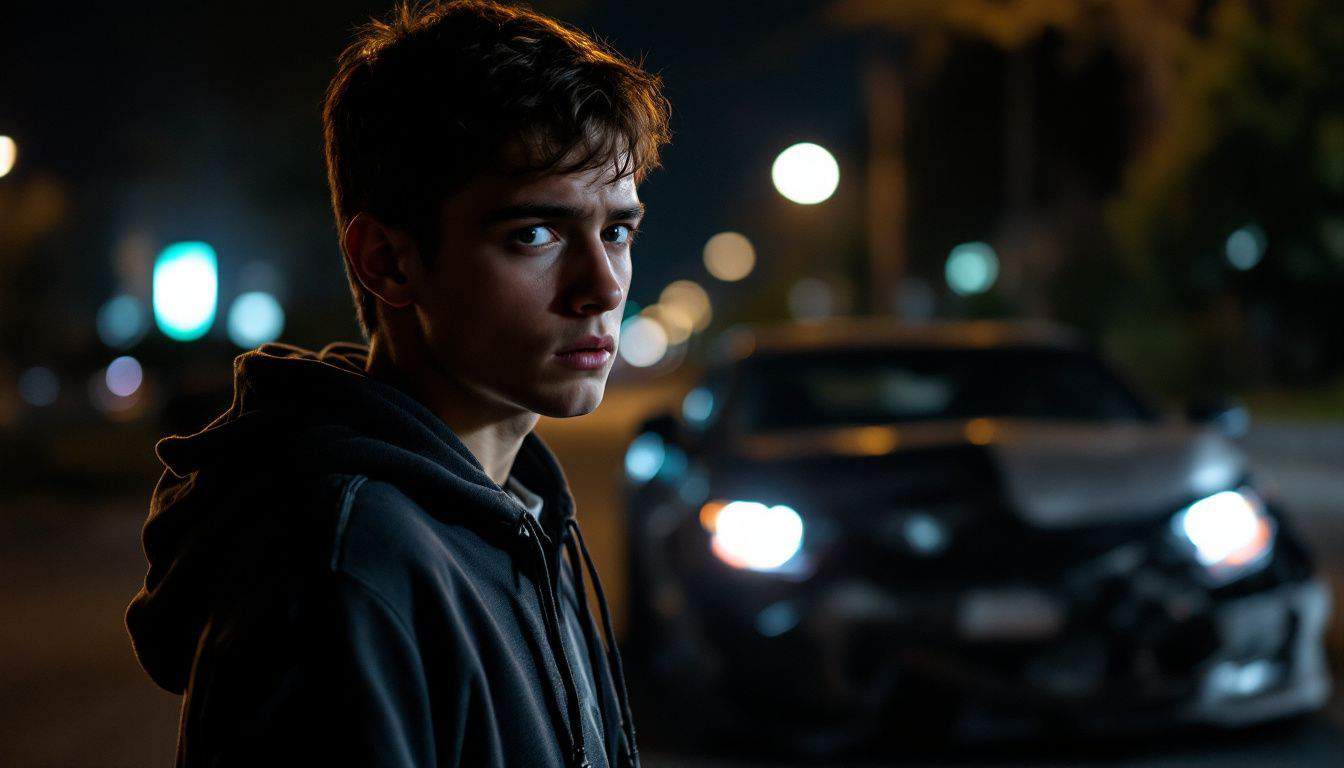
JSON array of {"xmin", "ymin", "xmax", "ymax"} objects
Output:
[{"xmin": 323, "ymin": 0, "xmax": 672, "ymax": 340}]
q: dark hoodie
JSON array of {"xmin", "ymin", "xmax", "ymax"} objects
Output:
[{"xmin": 125, "ymin": 341, "xmax": 639, "ymax": 768}]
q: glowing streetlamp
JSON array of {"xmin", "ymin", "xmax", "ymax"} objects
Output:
[{"xmin": 771, "ymin": 142, "xmax": 839, "ymax": 205}]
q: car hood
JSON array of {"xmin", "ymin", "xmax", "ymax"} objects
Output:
[{"xmin": 730, "ymin": 418, "xmax": 1248, "ymax": 528}]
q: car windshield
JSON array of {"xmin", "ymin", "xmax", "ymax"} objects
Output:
[{"xmin": 731, "ymin": 346, "xmax": 1161, "ymax": 432}]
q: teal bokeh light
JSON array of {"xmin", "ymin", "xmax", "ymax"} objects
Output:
[
  {"xmin": 945, "ymin": 241, "xmax": 999, "ymax": 296},
  {"xmin": 1225, "ymin": 224, "xmax": 1267, "ymax": 271},
  {"xmin": 227, "ymin": 291, "xmax": 285, "ymax": 348},
  {"xmin": 96, "ymin": 294, "xmax": 148, "ymax": 349},
  {"xmin": 153, "ymin": 242, "xmax": 218, "ymax": 341}
]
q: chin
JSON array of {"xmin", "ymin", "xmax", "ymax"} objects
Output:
[{"xmin": 534, "ymin": 379, "xmax": 607, "ymax": 418}]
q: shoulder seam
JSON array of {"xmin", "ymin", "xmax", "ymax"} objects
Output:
[
  {"xmin": 324, "ymin": 475, "xmax": 420, "ymax": 643},
  {"xmin": 329, "ymin": 474, "xmax": 370, "ymax": 572}
]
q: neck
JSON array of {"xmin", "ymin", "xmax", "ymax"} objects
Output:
[{"xmin": 364, "ymin": 331, "xmax": 539, "ymax": 487}]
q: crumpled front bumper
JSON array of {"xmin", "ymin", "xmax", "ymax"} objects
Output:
[{"xmin": 655, "ymin": 571, "xmax": 1333, "ymax": 740}]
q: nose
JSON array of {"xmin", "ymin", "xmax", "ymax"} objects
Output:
[{"xmin": 562, "ymin": 235, "xmax": 624, "ymax": 317}]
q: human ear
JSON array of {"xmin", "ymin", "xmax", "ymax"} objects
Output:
[{"xmin": 342, "ymin": 212, "xmax": 420, "ymax": 309}]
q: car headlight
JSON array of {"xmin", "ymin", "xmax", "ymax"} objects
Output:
[
  {"xmin": 1171, "ymin": 487, "xmax": 1276, "ymax": 582},
  {"xmin": 700, "ymin": 499, "xmax": 804, "ymax": 573}
]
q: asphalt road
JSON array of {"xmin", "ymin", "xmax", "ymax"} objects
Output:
[{"xmin": 0, "ymin": 383, "xmax": 1340, "ymax": 767}]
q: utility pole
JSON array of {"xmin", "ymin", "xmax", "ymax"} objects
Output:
[{"xmin": 865, "ymin": 46, "xmax": 907, "ymax": 317}]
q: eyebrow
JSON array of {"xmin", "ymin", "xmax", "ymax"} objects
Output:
[{"xmin": 482, "ymin": 201, "xmax": 646, "ymax": 226}]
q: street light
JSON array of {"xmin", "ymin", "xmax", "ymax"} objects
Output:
[{"xmin": 771, "ymin": 142, "xmax": 839, "ymax": 205}]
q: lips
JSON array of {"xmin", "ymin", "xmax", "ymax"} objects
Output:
[{"xmin": 556, "ymin": 334, "xmax": 615, "ymax": 355}]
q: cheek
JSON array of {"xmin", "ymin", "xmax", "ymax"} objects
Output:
[
  {"xmin": 437, "ymin": 261, "xmax": 554, "ymax": 344},
  {"xmin": 616, "ymin": 251, "xmax": 633, "ymax": 288}
]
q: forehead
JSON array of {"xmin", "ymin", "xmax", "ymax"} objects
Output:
[
  {"xmin": 446, "ymin": 159, "xmax": 640, "ymax": 221},
  {"xmin": 512, "ymin": 162, "xmax": 639, "ymax": 204}
]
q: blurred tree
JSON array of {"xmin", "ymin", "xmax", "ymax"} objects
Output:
[
  {"xmin": 1107, "ymin": 0, "xmax": 1344, "ymax": 387},
  {"xmin": 828, "ymin": 0, "xmax": 1198, "ymax": 319},
  {"xmin": 829, "ymin": 0, "xmax": 1085, "ymax": 316},
  {"xmin": 832, "ymin": 0, "xmax": 1342, "ymax": 396},
  {"xmin": 0, "ymin": 173, "xmax": 74, "ymax": 360}
]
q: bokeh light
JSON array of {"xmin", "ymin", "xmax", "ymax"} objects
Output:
[
  {"xmin": 624, "ymin": 431, "xmax": 666, "ymax": 482},
  {"xmin": 227, "ymin": 291, "xmax": 286, "ymax": 348},
  {"xmin": 88, "ymin": 367, "xmax": 140, "ymax": 415},
  {"xmin": 756, "ymin": 601, "xmax": 802, "ymax": 638},
  {"xmin": 640, "ymin": 303, "xmax": 693, "ymax": 344},
  {"xmin": 682, "ymin": 386, "xmax": 715, "ymax": 425},
  {"xmin": 703, "ymin": 231, "xmax": 756, "ymax": 281},
  {"xmin": 659, "ymin": 280, "xmax": 712, "ymax": 332},
  {"xmin": 96, "ymin": 294, "xmax": 149, "ymax": 349},
  {"xmin": 105, "ymin": 356, "xmax": 144, "ymax": 397},
  {"xmin": 153, "ymin": 241, "xmax": 219, "ymax": 341},
  {"xmin": 1226, "ymin": 224, "xmax": 1267, "ymax": 271},
  {"xmin": 1177, "ymin": 490, "xmax": 1274, "ymax": 569},
  {"xmin": 709, "ymin": 501, "xmax": 805, "ymax": 571},
  {"xmin": 903, "ymin": 513, "xmax": 949, "ymax": 555},
  {"xmin": 0, "ymin": 136, "xmax": 16, "ymax": 178},
  {"xmin": 18, "ymin": 366, "xmax": 59, "ymax": 407},
  {"xmin": 945, "ymin": 241, "xmax": 999, "ymax": 296},
  {"xmin": 618, "ymin": 316, "xmax": 669, "ymax": 367},
  {"xmin": 771, "ymin": 142, "xmax": 839, "ymax": 205}
]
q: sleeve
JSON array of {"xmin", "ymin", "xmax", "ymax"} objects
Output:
[{"xmin": 177, "ymin": 570, "xmax": 439, "ymax": 767}]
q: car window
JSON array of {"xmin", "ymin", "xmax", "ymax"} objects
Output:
[{"xmin": 731, "ymin": 346, "xmax": 1160, "ymax": 432}]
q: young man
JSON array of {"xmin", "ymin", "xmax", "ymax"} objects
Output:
[{"xmin": 125, "ymin": 2, "xmax": 670, "ymax": 766}]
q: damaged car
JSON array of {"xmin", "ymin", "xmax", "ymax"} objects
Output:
[{"xmin": 621, "ymin": 318, "xmax": 1332, "ymax": 753}]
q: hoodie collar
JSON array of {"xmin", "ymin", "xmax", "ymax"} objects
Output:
[{"xmin": 156, "ymin": 340, "xmax": 577, "ymax": 529}]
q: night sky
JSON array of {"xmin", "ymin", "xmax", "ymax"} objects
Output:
[{"xmin": 2, "ymin": 1, "xmax": 1121, "ymax": 350}]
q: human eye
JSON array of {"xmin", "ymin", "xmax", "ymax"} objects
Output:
[
  {"xmin": 509, "ymin": 226, "xmax": 557, "ymax": 247},
  {"xmin": 602, "ymin": 224, "xmax": 638, "ymax": 244}
]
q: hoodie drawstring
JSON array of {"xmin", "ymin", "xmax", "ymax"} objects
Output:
[
  {"xmin": 516, "ymin": 513, "xmax": 591, "ymax": 768},
  {"xmin": 564, "ymin": 518, "xmax": 640, "ymax": 768}
]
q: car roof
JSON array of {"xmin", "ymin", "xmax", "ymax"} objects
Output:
[{"xmin": 713, "ymin": 317, "xmax": 1089, "ymax": 363}]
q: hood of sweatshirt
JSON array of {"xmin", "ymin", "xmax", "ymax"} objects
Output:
[{"xmin": 125, "ymin": 340, "xmax": 580, "ymax": 695}]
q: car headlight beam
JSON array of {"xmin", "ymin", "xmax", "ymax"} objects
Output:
[
  {"xmin": 1172, "ymin": 488, "xmax": 1275, "ymax": 581},
  {"xmin": 700, "ymin": 500, "xmax": 804, "ymax": 572}
]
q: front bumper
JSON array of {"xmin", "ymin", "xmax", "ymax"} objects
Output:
[{"xmin": 651, "ymin": 572, "xmax": 1333, "ymax": 740}]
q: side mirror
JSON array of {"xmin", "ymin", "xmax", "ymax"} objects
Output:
[{"xmin": 1184, "ymin": 394, "xmax": 1251, "ymax": 439}]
